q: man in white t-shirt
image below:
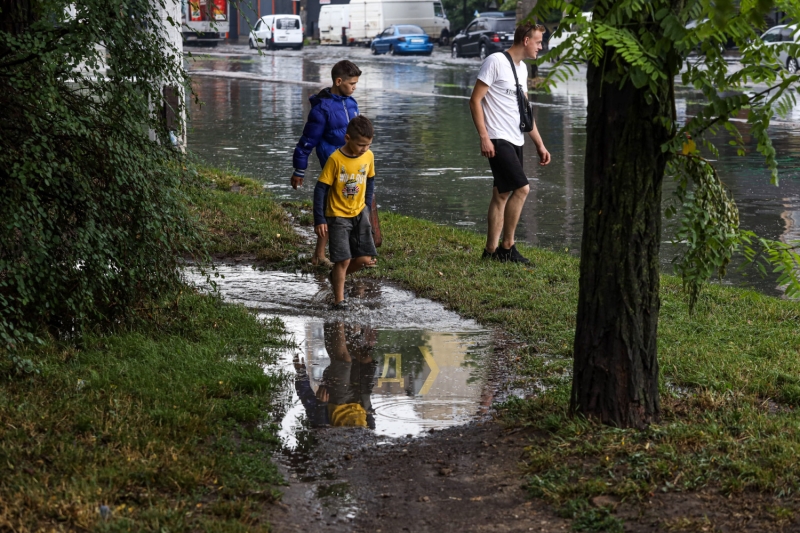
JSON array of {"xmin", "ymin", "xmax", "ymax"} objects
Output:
[{"xmin": 469, "ymin": 22, "xmax": 551, "ymax": 263}]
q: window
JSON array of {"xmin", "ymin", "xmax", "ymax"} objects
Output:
[
  {"xmin": 276, "ymin": 18, "xmax": 300, "ymax": 30},
  {"xmin": 494, "ymin": 19, "xmax": 515, "ymax": 32},
  {"xmin": 434, "ymin": 2, "xmax": 445, "ymax": 17},
  {"xmin": 780, "ymin": 27, "xmax": 799, "ymax": 42},
  {"xmin": 761, "ymin": 28, "xmax": 782, "ymax": 43},
  {"xmin": 465, "ymin": 21, "xmax": 478, "ymax": 33},
  {"xmin": 476, "ymin": 20, "xmax": 489, "ymax": 31},
  {"xmin": 398, "ymin": 25, "xmax": 424, "ymax": 35},
  {"xmin": 381, "ymin": 27, "xmax": 394, "ymax": 37},
  {"xmin": 254, "ymin": 20, "xmax": 262, "ymax": 31}
]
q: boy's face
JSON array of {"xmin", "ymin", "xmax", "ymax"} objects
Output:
[
  {"xmin": 334, "ymin": 76, "xmax": 359, "ymax": 96},
  {"xmin": 344, "ymin": 133, "xmax": 372, "ymax": 156}
]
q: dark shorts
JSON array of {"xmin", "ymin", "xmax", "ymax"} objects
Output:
[
  {"xmin": 328, "ymin": 208, "xmax": 377, "ymax": 263},
  {"xmin": 488, "ymin": 139, "xmax": 528, "ymax": 194}
]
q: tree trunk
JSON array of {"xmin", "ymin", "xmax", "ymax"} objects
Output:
[{"xmin": 570, "ymin": 52, "xmax": 673, "ymax": 429}]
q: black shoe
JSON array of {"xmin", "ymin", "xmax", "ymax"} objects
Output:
[
  {"xmin": 497, "ymin": 244, "xmax": 530, "ymax": 264},
  {"xmin": 481, "ymin": 248, "xmax": 496, "ymax": 260},
  {"xmin": 332, "ymin": 299, "xmax": 350, "ymax": 310}
]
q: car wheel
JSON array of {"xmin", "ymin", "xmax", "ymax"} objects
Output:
[
  {"xmin": 390, "ymin": 45, "xmax": 397, "ymax": 56},
  {"xmin": 451, "ymin": 43, "xmax": 460, "ymax": 58},
  {"xmin": 295, "ymin": 43, "xmax": 304, "ymax": 51},
  {"xmin": 788, "ymin": 57, "xmax": 799, "ymax": 74},
  {"xmin": 268, "ymin": 37, "xmax": 275, "ymax": 51},
  {"xmin": 439, "ymin": 30, "xmax": 450, "ymax": 46},
  {"xmin": 371, "ymin": 44, "xmax": 378, "ymax": 55},
  {"xmin": 479, "ymin": 43, "xmax": 487, "ymax": 61},
  {"xmin": 248, "ymin": 38, "xmax": 255, "ymax": 49}
]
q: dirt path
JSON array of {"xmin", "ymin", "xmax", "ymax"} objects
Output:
[{"xmin": 267, "ymin": 421, "xmax": 570, "ymax": 532}]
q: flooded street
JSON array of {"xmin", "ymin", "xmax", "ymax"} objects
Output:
[{"xmin": 186, "ymin": 44, "xmax": 800, "ymax": 295}]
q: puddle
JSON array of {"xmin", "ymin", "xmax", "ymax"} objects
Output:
[{"xmin": 186, "ymin": 265, "xmax": 507, "ymax": 449}]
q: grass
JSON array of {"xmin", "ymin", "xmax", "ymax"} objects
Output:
[
  {"xmin": 0, "ymin": 293, "xmax": 291, "ymax": 531},
  {"xmin": 359, "ymin": 212, "xmax": 800, "ymax": 528}
]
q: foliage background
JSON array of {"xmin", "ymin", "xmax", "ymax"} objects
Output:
[{"xmin": 0, "ymin": 0, "xmax": 202, "ymax": 350}]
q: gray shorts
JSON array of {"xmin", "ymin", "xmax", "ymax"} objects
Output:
[{"xmin": 328, "ymin": 209, "xmax": 377, "ymax": 263}]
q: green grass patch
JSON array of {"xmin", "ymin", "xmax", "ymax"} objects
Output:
[
  {"xmin": 362, "ymin": 212, "xmax": 800, "ymax": 525},
  {"xmin": 0, "ymin": 293, "xmax": 291, "ymax": 531},
  {"xmin": 185, "ymin": 166, "xmax": 301, "ymax": 262}
]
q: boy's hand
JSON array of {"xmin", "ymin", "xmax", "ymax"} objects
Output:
[
  {"xmin": 291, "ymin": 175, "xmax": 303, "ymax": 189},
  {"xmin": 315, "ymin": 224, "xmax": 328, "ymax": 238},
  {"xmin": 316, "ymin": 385, "xmax": 329, "ymax": 402}
]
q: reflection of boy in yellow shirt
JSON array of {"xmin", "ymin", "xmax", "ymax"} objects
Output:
[{"xmin": 313, "ymin": 116, "xmax": 377, "ymax": 309}]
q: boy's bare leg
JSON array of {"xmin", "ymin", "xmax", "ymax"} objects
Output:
[
  {"xmin": 331, "ymin": 259, "xmax": 350, "ymax": 303},
  {"xmin": 486, "ymin": 187, "xmax": 510, "ymax": 253},
  {"xmin": 500, "ymin": 184, "xmax": 529, "ymax": 249}
]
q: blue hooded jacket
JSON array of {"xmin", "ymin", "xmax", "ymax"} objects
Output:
[{"xmin": 292, "ymin": 88, "xmax": 359, "ymax": 172}]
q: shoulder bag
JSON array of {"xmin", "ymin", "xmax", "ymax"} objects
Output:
[{"xmin": 501, "ymin": 51, "xmax": 534, "ymax": 133}]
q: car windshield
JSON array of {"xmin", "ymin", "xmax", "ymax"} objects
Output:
[
  {"xmin": 276, "ymin": 18, "xmax": 299, "ymax": 29},
  {"xmin": 434, "ymin": 2, "xmax": 444, "ymax": 17},
  {"xmin": 398, "ymin": 25, "xmax": 425, "ymax": 35},
  {"xmin": 495, "ymin": 19, "xmax": 515, "ymax": 32}
]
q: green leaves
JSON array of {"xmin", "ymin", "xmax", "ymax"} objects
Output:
[{"xmin": 1, "ymin": 1, "xmax": 205, "ymax": 350}]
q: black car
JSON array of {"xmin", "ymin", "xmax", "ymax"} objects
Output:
[{"xmin": 451, "ymin": 17, "xmax": 516, "ymax": 60}]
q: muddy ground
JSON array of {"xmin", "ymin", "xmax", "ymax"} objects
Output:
[{"xmin": 266, "ymin": 419, "xmax": 800, "ymax": 533}]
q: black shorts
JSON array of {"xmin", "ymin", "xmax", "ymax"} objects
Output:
[
  {"xmin": 328, "ymin": 208, "xmax": 378, "ymax": 263},
  {"xmin": 488, "ymin": 139, "xmax": 528, "ymax": 194}
]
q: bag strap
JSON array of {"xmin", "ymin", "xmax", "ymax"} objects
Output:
[{"xmin": 502, "ymin": 51, "xmax": 521, "ymax": 90}]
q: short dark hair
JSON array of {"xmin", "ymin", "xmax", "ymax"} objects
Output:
[
  {"xmin": 346, "ymin": 115, "xmax": 374, "ymax": 139},
  {"xmin": 331, "ymin": 60, "xmax": 362, "ymax": 81},
  {"xmin": 513, "ymin": 22, "xmax": 545, "ymax": 45}
]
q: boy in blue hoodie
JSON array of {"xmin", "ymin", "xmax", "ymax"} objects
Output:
[{"xmin": 291, "ymin": 60, "xmax": 361, "ymax": 267}]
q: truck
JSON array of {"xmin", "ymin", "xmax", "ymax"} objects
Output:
[
  {"xmin": 348, "ymin": 0, "xmax": 450, "ymax": 46},
  {"xmin": 181, "ymin": 0, "xmax": 229, "ymax": 45},
  {"xmin": 319, "ymin": 4, "xmax": 351, "ymax": 45}
]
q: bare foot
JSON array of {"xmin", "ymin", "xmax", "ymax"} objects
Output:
[
  {"xmin": 365, "ymin": 257, "xmax": 378, "ymax": 268},
  {"xmin": 312, "ymin": 255, "xmax": 334, "ymax": 268}
]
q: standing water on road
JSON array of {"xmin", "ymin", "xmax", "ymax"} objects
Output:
[
  {"xmin": 185, "ymin": 266, "xmax": 515, "ymax": 449},
  {"xmin": 186, "ymin": 45, "xmax": 800, "ymax": 295}
]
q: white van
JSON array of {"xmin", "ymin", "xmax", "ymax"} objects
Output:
[
  {"xmin": 349, "ymin": 0, "xmax": 450, "ymax": 45},
  {"xmin": 248, "ymin": 14, "xmax": 304, "ymax": 50},
  {"xmin": 319, "ymin": 5, "xmax": 351, "ymax": 45}
]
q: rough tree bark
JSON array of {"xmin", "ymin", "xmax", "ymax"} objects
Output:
[{"xmin": 570, "ymin": 45, "xmax": 674, "ymax": 429}]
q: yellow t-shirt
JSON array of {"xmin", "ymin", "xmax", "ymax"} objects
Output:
[{"xmin": 318, "ymin": 149, "xmax": 375, "ymax": 219}]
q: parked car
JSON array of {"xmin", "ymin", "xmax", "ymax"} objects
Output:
[
  {"xmin": 349, "ymin": 0, "xmax": 450, "ymax": 46},
  {"xmin": 451, "ymin": 16, "xmax": 515, "ymax": 60},
  {"xmin": 479, "ymin": 11, "xmax": 517, "ymax": 17},
  {"xmin": 546, "ymin": 12, "xmax": 591, "ymax": 61},
  {"xmin": 370, "ymin": 24, "xmax": 434, "ymax": 55},
  {"xmin": 319, "ymin": 5, "xmax": 351, "ymax": 46},
  {"xmin": 760, "ymin": 24, "xmax": 799, "ymax": 74},
  {"xmin": 249, "ymin": 14, "xmax": 304, "ymax": 50}
]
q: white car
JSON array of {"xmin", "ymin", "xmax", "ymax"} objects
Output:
[
  {"xmin": 249, "ymin": 14, "xmax": 304, "ymax": 50},
  {"xmin": 760, "ymin": 24, "xmax": 799, "ymax": 74},
  {"xmin": 547, "ymin": 12, "xmax": 592, "ymax": 61}
]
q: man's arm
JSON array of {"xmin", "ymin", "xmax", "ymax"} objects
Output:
[
  {"xmin": 291, "ymin": 105, "xmax": 327, "ymax": 188},
  {"xmin": 528, "ymin": 121, "xmax": 551, "ymax": 166},
  {"xmin": 469, "ymin": 80, "xmax": 496, "ymax": 159}
]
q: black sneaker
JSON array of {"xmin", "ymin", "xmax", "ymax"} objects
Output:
[
  {"xmin": 496, "ymin": 244, "xmax": 530, "ymax": 264},
  {"xmin": 481, "ymin": 248, "xmax": 497, "ymax": 260}
]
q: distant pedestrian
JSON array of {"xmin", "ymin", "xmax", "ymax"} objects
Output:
[
  {"xmin": 313, "ymin": 116, "xmax": 377, "ymax": 309},
  {"xmin": 291, "ymin": 59, "xmax": 362, "ymax": 268},
  {"xmin": 469, "ymin": 22, "xmax": 551, "ymax": 263}
]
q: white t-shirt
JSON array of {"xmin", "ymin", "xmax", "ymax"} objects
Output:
[{"xmin": 476, "ymin": 52, "xmax": 528, "ymax": 146}]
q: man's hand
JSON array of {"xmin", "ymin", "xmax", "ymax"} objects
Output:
[
  {"xmin": 315, "ymin": 224, "xmax": 328, "ymax": 238},
  {"xmin": 291, "ymin": 175, "xmax": 304, "ymax": 189},
  {"xmin": 537, "ymin": 145, "xmax": 551, "ymax": 166},
  {"xmin": 480, "ymin": 136, "xmax": 495, "ymax": 158}
]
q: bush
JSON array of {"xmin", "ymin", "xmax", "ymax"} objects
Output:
[{"xmin": 0, "ymin": 1, "xmax": 204, "ymax": 347}]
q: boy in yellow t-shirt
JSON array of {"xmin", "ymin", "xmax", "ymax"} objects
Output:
[{"xmin": 313, "ymin": 116, "xmax": 377, "ymax": 309}]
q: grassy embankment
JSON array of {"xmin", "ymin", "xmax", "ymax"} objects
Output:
[{"xmin": 0, "ymin": 168, "xmax": 299, "ymax": 532}]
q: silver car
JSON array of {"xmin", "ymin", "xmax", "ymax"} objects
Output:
[{"xmin": 760, "ymin": 24, "xmax": 799, "ymax": 74}]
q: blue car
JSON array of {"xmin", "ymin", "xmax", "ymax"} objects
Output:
[{"xmin": 371, "ymin": 25, "xmax": 434, "ymax": 56}]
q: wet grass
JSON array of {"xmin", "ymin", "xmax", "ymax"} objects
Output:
[
  {"xmin": 0, "ymin": 293, "xmax": 290, "ymax": 531},
  {"xmin": 363, "ymin": 212, "xmax": 800, "ymax": 529},
  {"xmin": 186, "ymin": 166, "xmax": 301, "ymax": 262}
]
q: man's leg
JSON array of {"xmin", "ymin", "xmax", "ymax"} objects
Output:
[
  {"xmin": 486, "ymin": 186, "xmax": 510, "ymax": 253},
  {"xmin": 500, "ymin": 184, "xmax": 530, "ymax": 249},
  {"xmin": 331, "ymin": 259, "xmax": 350, "ymax": 304}
]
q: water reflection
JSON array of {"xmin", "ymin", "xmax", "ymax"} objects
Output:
[{"xmin": 187, "ymin": 48, "xmax": 800, "ymax": 295}]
